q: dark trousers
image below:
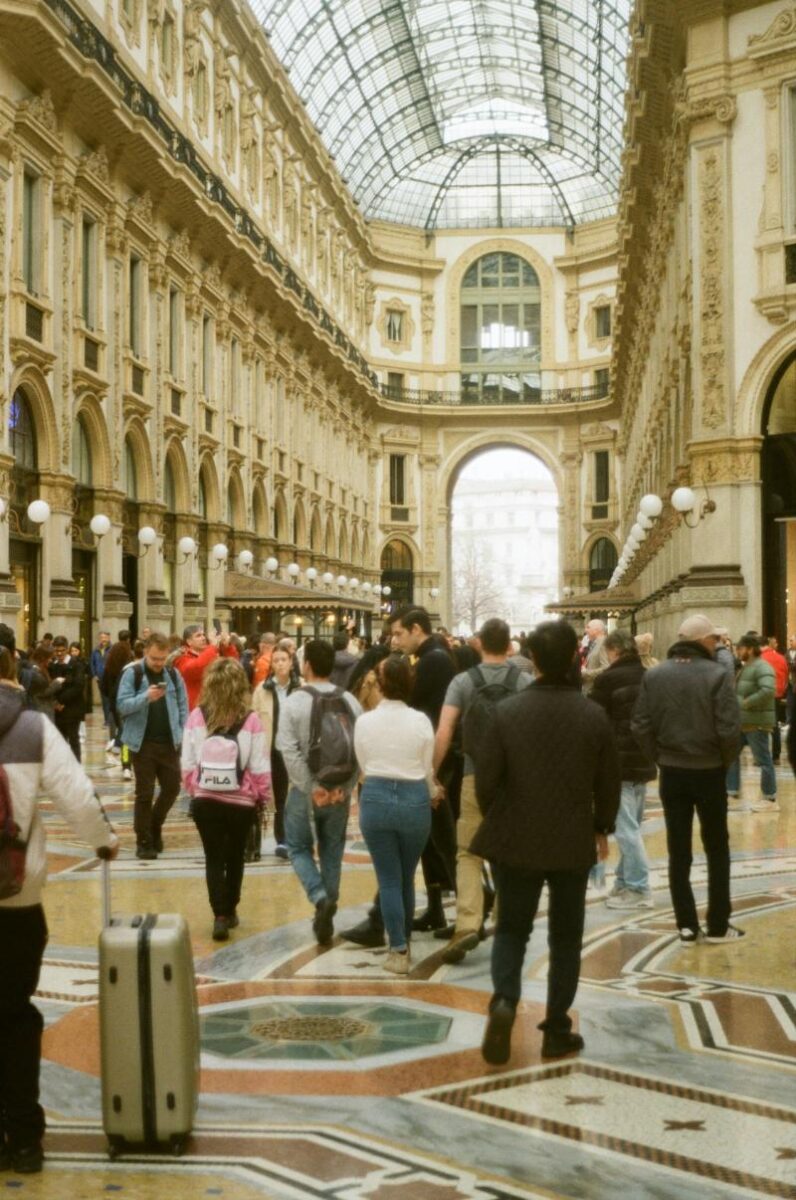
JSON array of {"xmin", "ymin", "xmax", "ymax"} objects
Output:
[
  {"xmin": 491, "ymin": 865, "xmax": 589, "ymax": 1031},
  {"xmin": 272, "ymin": 750, "xmax": 288, "ymax": 846},
  {"xmin": 659, "ymin": 766, "xmax": 731, "ymax": 936},
  {"xmin": 130, "ymin": 740, "xmax": 181, "ymax": 845},
  {"xmin": 420, "ymin": 793, "xmax": 457, "ymax": 892},
  {"xmin": 55, "ymin": 717, "xmax": 81, "ymax": 762},
  {"xmin": 192, "ymin": 799, "xmax": 253, "ymax": 916},
  {"xmin": 0, "ymin": 906, "xmax": 48, "ymax": 1150}
]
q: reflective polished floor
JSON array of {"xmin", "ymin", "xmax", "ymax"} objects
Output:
[{"xmin": 24, "ymin": 717, "xmax": 796, "ymax": 1198}]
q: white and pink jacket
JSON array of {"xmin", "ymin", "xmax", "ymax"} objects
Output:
[{"xmin": 181, "ymin": 708, "xmax": 271, "ymax": 808}]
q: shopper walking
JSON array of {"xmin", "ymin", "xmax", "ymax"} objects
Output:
[
  {"xmin": 354, "ymin": 655, "xmax": 435, "ymax": 974},
  {"xmin": 726, "ymin": 634, "xmax": 778, "ymax": 811},
  {"xmin": 182, "ymin": 658, "xmax": 270, "ymax": 941},
  {"xmin": 632, "ymin": 614, "xmax": 743, "ymax": 943},
  {"xmin": 252, "ymin": 644, "xmax": 300, "ymax": 859}
]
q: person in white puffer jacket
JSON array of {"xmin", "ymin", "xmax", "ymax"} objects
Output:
[{"xmin": 0, "ymin": 648, "xmax": 118, "ymax": 1176}]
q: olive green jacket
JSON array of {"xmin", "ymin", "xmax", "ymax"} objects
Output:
[{"xmin": 735, "ymin": 657, "xmax": 776, "ymax": 731}]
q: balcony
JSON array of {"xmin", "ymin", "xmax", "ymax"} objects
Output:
[{"xmin": 378, "ymin": 380, "xmax": 611, "ymax": 408}]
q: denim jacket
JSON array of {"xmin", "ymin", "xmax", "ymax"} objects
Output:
[{"xmin": 115, "ymin": 661, "xmax": 188, "ymax": 751}]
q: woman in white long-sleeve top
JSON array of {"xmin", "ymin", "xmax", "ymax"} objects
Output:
[
  {"xmin": 0, "ymin": 647, "xmax": 118, "ymax": 1175},
  {"xmin": 181, "ymin": 658, "xmax": 271, "ymax": 942},
  {"xmin": 353, "ymin": 655, "xmax": 436, "ymax": 975}
]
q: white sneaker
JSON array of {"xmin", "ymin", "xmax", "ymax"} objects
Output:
[
  {"xmin": 383, "ymin": 949, "xmax": 410, "ymax": 975},
  {"xmin": 606, "ymin": 890, "xmax": 654, "ymax": 910},
  {"xmin": 750, "ymin": 798, "xmax": 780, "ymax": 812},
  {"xmin": 679, "ymin": 927, "xmax": 702, "ymax": 944},
  {"xmin": 105, "ymin": 739, "xmax": 116, "ymax": 752},
  {"xmin": 122, "ymin": 767, "xmax": 132, "ymax": 781}
]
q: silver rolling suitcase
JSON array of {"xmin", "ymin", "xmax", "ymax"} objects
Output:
[{"xmin": 98, "ymin": 855, "xmax": 199, "ymax": 1157}]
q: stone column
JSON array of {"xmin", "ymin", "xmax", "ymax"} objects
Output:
[
  {"xmin": 138, "ymin": 502, "xmax": 172, "ymax": 632},
  {"xmin": 93, "ymin": 488, "xmax": 133, "ymax": 629},
  {"xmin": 38, "ymin": 473, "xmax": 83, "ymax": 640},
  {"xmin": 558, "ymin": 449, "xmax": 584, "ymax": 594}
]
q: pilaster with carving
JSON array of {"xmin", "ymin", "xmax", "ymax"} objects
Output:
[{"xmin": 693, "ymin": 139, "xmax": 730, "ymax": 436}]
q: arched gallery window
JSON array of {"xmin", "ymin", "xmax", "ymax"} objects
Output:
[{"xmin": 460, "ymin": 252, "xmax": 541, "ymax": 403}]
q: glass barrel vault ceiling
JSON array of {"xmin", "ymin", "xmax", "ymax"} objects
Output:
[{"xmin": 249, "ymin": 0, "xmax": 633, "ymax": 230}]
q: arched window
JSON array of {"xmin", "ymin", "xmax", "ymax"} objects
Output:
[
  {"xmin": 71, "ymin": 415, "xmax": 92, "ymax": 485},
  {"xmin": 122, "ymin": 438, "xmax": 138, "ymax": 500},
  {"xmin": 198, "ymin": 472, "xmax": 208, "ymax": 520},
  {"xmin": 164, "ymin": 458, "xmax": 177, "ymax": 512},
  {"xmin": 9, "ymin": 389, "xmax": 37, "ymax": 470},
  {"xmin": 589, "ymin": 538, "xmax": 618, "ymax": 594},
  {"xmin": 460, "ymin": 252, "xmax": 541, "ymax": 403},
  {"xmin": 380, "ymin": 539, "xmax": 414, "ymax": 608}
]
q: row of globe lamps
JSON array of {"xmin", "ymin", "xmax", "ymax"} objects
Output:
[{"xmin": 609, "ymin": 486, "xmax": 709, "ymax": 590}]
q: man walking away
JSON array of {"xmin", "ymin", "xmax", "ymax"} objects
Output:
[
  {"xmin": 591, "ymin": 631, "xmax": 656, "ymax": 909},
  {"xmin": 434, "ymin": 617, "xmax": 531, "ymax": 963},
  {"xmin": 330, "ymin": 630, "xmax": 359, "ymax": 689},
  {"xmin": 580, "ymin": 619, "xmax": 610, "ymax": 694},
  {"xmin": 276, "ymin": 639, "xmax": 362, "ymax": 945},
  {"xmin": 727, "ymin": 635, "xmax": 778, "ymax": 811},
  {"xmin": 90, "ymin": 631, "xmax": 113, "ymax": 749},
  {"xmin": 632, "ymin": 614, "xmax": 743, "ymax": 944},
  {"xmin": 474, "ymin": 621, "xmax": 620, "ymax": 1065},
  {"xmin": 115, "ymin": 632, "xmax": 189, "ymax": 859}
]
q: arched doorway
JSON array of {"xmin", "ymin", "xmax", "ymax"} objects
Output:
[
  {"xmin": 762, "ymin": 352, "xmax": 796, "ymax": 641},
  {"xmin": 450, "ymin": 447, "xmax": 558, "ymax": 633},
  {"xmin": 71, "ymin": 413, "xmax": 97, "ymax": 650},
  {"xmin": 588, "ymin": 537, "xmax": 618, "ymax": 594},
  {"xmin": 121, "ymin": 436, "xmax": 141, "ymax": 636},
  {"xmin": 8, "ymin": 388, "xmax": 42, "ymax": 649},
  {"xmin": 380, "ymin": 539, "xmax": 413, "ymax": 608}
]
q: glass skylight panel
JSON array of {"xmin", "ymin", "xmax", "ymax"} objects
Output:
[{"xmin": 250, "ymin": 0, "xmax": 631, "ymax": 228}]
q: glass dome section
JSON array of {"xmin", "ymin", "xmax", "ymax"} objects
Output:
[{"xmin": 250, "ymin": 0, "xmax": 632, "ymax": 230}]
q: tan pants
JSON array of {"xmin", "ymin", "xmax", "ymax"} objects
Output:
[{"xmin": 454, "ymin": 774, "xmax": 486, "ymax": 934}]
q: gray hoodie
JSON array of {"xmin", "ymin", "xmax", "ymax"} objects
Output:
[{"xmin": 631, "ymin": 641, "xmax": 741, "ymax": 770}]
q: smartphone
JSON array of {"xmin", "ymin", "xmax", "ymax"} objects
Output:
[{"xmin": 212, "ymin": 618, "xmax": 222, "ymax": 635}]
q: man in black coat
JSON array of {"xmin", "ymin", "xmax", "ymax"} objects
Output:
[
  {"xmin": 50, "ymin": 636, "xmax": 87, "ymax": 762},
  {"xmin": 590, "ymin": 631, "xmax": 656, "ymax": 910},
  {"xmin": 474, "ymin": 621, "xmax": 620, "ymax": 1065}
]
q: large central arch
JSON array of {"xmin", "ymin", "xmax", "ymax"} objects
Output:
[{"xmin": 444, "ymin": 437, "xmax": 561, "ymax": 632}]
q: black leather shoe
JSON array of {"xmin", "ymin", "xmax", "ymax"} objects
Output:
[
  {"xmin": 313, "ymin": 898, "xmax": 337, "ymax": 945},
  {"xmin": 412, "ymin": 909, "xmax": 448, "ymax": 932},
  {"xmin": 10, "ymin": 1144, "xmax": 43, "ymax": 1174},
  {"xmin": 540, "ymin": 1030, "xmax": 584, "ymax": 1059},
  {"xmin": 482, "ymin": 997, "xmax": 516, "ymax": 1066},
  {"xmin": 151, "ymin": 827, "xmax": 164, "ymax": 854},
  {"xmin": 136, "ymin": 842, "xmax": 158, "ymax": 861},
  {"xmin": 433, "ymin": 922, "xmax": 456, "ymax": 940},
  {"xmin": 340, "ymin": 919, "xmax": 386, "ymax": 948}
]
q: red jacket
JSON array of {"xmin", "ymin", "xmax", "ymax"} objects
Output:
[
  {"xmin": 175, "ymin": 643, "xmax": 239, "ymax": 711},
  {"xmin": 761, "ymin": 647, "xmax": 788, "ymax": 699}
]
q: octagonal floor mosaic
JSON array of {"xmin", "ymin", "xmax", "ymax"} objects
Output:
[{"xmin": 200, "ymin": 999, "xmax": 452, "ymax": 1061}]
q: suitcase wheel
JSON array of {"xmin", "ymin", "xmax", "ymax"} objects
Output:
[{"xmin": 107, "ymin": 1135, "xmax": 125, "ymax": 1160}]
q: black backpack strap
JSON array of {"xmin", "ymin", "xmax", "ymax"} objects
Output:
[
  {"xmin": 467, "ymin": 665, "xmax": 488, "ymax": 690},
  {"xmin": 133, "ymin": 661, "xmax": 144, "ymax": 690}
]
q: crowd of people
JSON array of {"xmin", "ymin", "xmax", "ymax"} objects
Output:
[{"xmin": 0, "ymin": 606, "xmax": 792, "ymax": 1172}]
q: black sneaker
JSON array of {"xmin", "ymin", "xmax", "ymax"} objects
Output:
[
  {"xmin": 705, "ymin": 924, "xmax": 745, "ymax": 944},
  {"xmin": 136, "ymin": 842, "xmax": 158, "ymax": 861},
  {"xmin": 313, "ymin": 898, "xmax": 337, "ymax": 946},
  {"xmin": 482, "ymin": 997, "xmax": 516, "ymax": 1065},
  {"xmin": 274, "ymin": 844, "xmax": 290, "ymax": 860},
  {"xmin": 540, "ymin": 1029, "xmax": 584, "ymax": 1059},
  {"xmin": 212, "ymin": 916, "xmax": 229, "ymax": 942},
  {"xmin": 340, "ymin": 918, "xmax": 386, "ymax": 948},
  {"xmin": 226, "ymin": 911, "xmax": 240, "ymax": 930},
  {"xmin": 151, "ymin": 827, "xmax": 164, "ymax": 854},
  {"xmin": 10, "ymin": 1143, "xmax": 43, "ymax": 1174}
]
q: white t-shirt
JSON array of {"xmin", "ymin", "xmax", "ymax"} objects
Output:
[{"xmin": 354, "ymin": 699, "xmax": 434, "ymax": 793}]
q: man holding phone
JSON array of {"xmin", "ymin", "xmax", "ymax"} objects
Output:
[{"xmin": 116, "ymin": 632, "xmax": 189, "ymax": 859}]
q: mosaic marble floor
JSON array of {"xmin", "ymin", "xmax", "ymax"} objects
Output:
[{"xmin": 21, "ymin": 718, "xmax": 796, "ymax": 1199}]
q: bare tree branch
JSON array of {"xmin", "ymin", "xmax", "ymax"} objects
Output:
[{"xmin": 452, "ymin": 539, "xmax": 506, "ymax": 632}]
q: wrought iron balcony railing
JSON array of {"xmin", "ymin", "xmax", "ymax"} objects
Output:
[{"xmin": 378, "ymin": 381, "xmax": 610, "ymax": 407}]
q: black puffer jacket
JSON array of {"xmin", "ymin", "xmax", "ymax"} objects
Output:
[{"xmin": 590, "ymin": 654, "xmax": 656, "ymax": 784}]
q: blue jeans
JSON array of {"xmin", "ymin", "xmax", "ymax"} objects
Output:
[
  {"xmin": 359, "ymin": 777, "xmax": 431, "ymax": 951},
  {"xmin": 726, "ymin": 730, "xmax": 777, "ymax": 798},
  {"xmin": 614, "ymin": 781, "xmax": 650, "ymax": 894},
  {"xmin": 285, "ymin": 787, "xmax": 350, "ymax": 907}
]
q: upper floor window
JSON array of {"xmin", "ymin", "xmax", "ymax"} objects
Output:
[
  {"xmin": 129, "ymin": 255, "xmax": 143, "ymax": 357},
  {"xmin": 386, "ymin": 310, "xmax": 403, "ymax": 343},
  {"xmin": 460, "ymin": 252, "xmax": 541, "ymax": 403},
  {"xmin": 592, "ymin": 449, "xmax": 610, "ymax": 519},
  {"xmin": 589, "ymin": 538, "xmax": 618, "ymax": 594},
  {"xmin": 595, "ymin": 304, "xmax": 611, "ymax": 339},
  {"xmin": 389, "ymin": 454, "xmax": 405, "ymax": 506},
  {"xmin": 201, "ymin": 313, "xmax": 213, "ymax": 396},
  {"xmin": 22, "ymin": 170, "xmax": 40, "ymax": 296},
  {"xmin": 71, "ymin": 415, "xmax": 92, "ymax": 485},
  {"xmin": 81, "ymin": 218, "xmax": 96, "ymax": 329}
]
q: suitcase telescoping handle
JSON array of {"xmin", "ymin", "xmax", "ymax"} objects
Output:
[{"xmin": 98, "ymin": 844, "xmax": 113, "ymax": 928}]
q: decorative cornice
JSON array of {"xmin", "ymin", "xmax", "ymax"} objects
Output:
[
  {"xmin": 748, "ymin": 8, "xmax": 796, "ymax": 61},
  {"xmin": 42, "ymin": 0, "xmax": 377, "ymax": 389}
]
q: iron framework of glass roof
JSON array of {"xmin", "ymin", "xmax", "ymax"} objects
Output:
[{"xmin": 250, "ymin": 0, "xmax": 632, "ymax": 230}]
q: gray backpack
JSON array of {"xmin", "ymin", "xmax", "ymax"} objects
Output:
[{"xmin": 306, "ymin": 687, "xmax": 357, "ymax": 789}]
